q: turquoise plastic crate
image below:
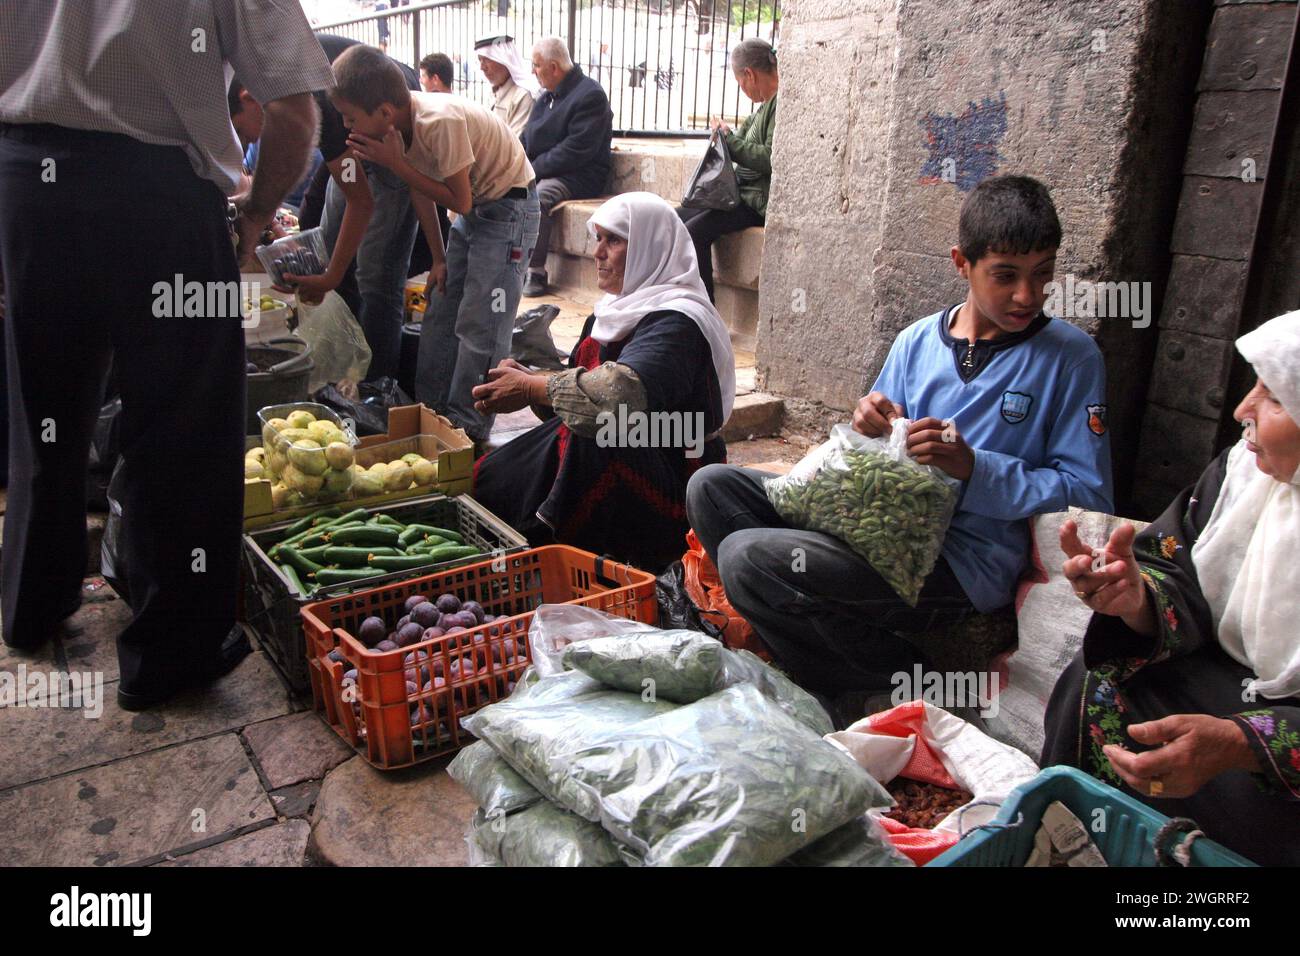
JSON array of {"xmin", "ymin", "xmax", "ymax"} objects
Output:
[{"xmin": 928, "ymin": 766, "xmax": 1255, "ymax": 867}]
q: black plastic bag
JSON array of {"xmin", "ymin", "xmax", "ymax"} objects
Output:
[
  {"xmin": 311, "ymin": 377, "xmax": 413, "ymax": 436},
  {"xmin": 681, "ymin": 129, "xmax": 740, "ymax": 212},
  {"xmin": 511, "ymin": 304, "xmax": 565, "ymax": 371},
  {"xmin": 87, "ymin": 397, "xmax": 122, "ymax": 511},
  {"xmin": 655, "ymin": 561, "xmax": 725, "ymax": 638},
  {"xmin": 101, "ymin": 457, "xmax": 132, "ymax": 608}
]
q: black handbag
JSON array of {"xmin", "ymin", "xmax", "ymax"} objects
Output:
[{"xmin": 681, "ymin": 128, "xmax": 741, "ymax": 212}]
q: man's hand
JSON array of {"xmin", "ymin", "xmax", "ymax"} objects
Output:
[
  {"xmin": 424, "ymin": 261, "xmax": 448, "ymax": 299},
  {"xmin": 852, "ymin": 391, "xmax": 903, "ymax": 438},
  {"xmin": 471, "ymin": 361, "xmax": 544, "ymax": 415},
  {"xmin": 906, "ymin": 417, "xmax": 974, "ymax": 481},
  {"xmin": 1060, "ymin": 520, "xmax": 1154, "ymax": 634},
  {"xmin": 709, "ymin": 115, "xmax": 731, "ymax": 135},
  {"xmin": 233, "ymin": 205, "xmax": 271, "ymax": 269},
  {"xmin": 346, "ymin": 129, "xmax": 406, "ymax": 170},
  {"xmin": 1103, "ymin": 715, "xmax": 1260, "ymax": 799},
  {"xmin": 281, "ymin": 272, "xmax": 336, "ymax": 306}
]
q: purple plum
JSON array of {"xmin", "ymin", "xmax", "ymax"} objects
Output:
[
  {"xmin": 396, "ymin": 622, "xmax": 424, "ymax": 647},
  {"xmin": 404, "ymin": 594, "xmax": 426, "ymax": 614},
  {"xmin": 357, "ymin": 616, "xmax": 386, "ymax": 648},
  {"xmin": 462, "ymin": 601, "xmax": 486, "ymax": 624},
  {"xmin": 435, "ymin": 593, "xmax": 461, "ymax": 615},
  {"xmin": 411, "ymin": 601, "xmax": 440, "ymax": 628}
]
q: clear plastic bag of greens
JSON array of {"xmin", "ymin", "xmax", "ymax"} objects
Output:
[
  {"xmin": 527, "ymin": 603, "xmax": 649, "ymax": 677},
  {"xmin": 467, "ymin": 804, "xmax": 626, "ymax": 868},
  {"xmin": 563, "ymin": 684, "xmax": 892, "ymax": 866},
  {"xmin": 447, "ymin": 740, "xmax": 542, "ymax": 817},
  {"xmin": 764, "ymin": 420, "xmax": 960, "ymax": 605},
  {"xmin": 782, "ymin": 814, "xmax": 915, "ymax": 867},
  {"xmin": 460, "ymin": 671, "xmax": 679, "ymax": 821},
  {"xmin": 560, "ymin": 628, "xmax": 833, "ymax": 736}
]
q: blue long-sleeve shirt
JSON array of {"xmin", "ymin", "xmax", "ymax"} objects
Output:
[{"xmin": 871, "ymin": 306, "xmax": 1114, "ymax": 612}]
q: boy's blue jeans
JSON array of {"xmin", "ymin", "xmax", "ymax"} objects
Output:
[
  {"xmin": 686, "ymin": 463, "xmax": 976, "ymax": 695},
  {"xmin": 321, "ymin": 161, "xmax": 419, "ymax": 381},
  {"xmin": 415, "ymin": 187, "xmax": 541, "ymax": 441}
]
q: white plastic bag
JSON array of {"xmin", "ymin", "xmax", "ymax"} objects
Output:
[
  {"xmin": 293, "ymin": 290, "xmax": 371, "ymax": 391},
  {"xmin": 764, "ymin": 420, "xmax": 960, "ymax": 605}
]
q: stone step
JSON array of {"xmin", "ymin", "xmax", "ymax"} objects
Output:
[{"xmin": 721, "ymin": 392, "xmax": 785, "ymax": 443}]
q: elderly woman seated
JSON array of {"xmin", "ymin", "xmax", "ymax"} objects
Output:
[
  {"xmin": 1042, "ymin": 310, "xmax": 1300, "ymax": 866},
  {"xmin": 470, "ymin": 192, "xmax": 734, "ymax": 571}
]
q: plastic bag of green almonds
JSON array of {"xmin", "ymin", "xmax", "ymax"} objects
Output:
[
  {"xmin": 764, "ymin": 420, "xmax": 960, "ymax": 605},
  {"xmin": 447, "ymin": 741, "xmax": 543, "ymax": 817},
  {"xmin": 563, "ymin": 684, "xmax": 891, "ymax": 866},
  {"xmin": 560, "ymin": 629, "xmax": 833, "ymax": 736},
  {"xmin": 467, "ymin": 804, "xmax": 626, "ymax": 867}
]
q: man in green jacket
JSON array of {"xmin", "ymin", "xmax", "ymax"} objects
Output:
[{"xmin": 678, "ymin": 37, "xmax": 777, "ymax": 302}]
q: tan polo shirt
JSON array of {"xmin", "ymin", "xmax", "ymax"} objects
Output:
[{"xmin": 405, "ymin": 91, "xmax": 534, "ymax": 205}]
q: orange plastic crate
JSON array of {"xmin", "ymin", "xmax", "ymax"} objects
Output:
[{"xmin": 302, "ymin": 545, "xmax": 658, "ymax": 769}]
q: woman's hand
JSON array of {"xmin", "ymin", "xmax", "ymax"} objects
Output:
[
  {"xmin": 346, "ymin": 128, "xmax": 406, "ymax": 170},
  {"xmin": 1104, "ymin": 715, "xmax": 1260, "ymax": 799},
  {"xmin": 851, "ymin": 391, "xmax": 903, "ymax": 438},
  {"xmin": 1060, "ymin": 520, "xmax": 1157, "ymax": 636},
  {"xmin": 472, "ymin": 361, "xmax": 545, "ymax": 415},
  {"xmin": 281, "ymin": 271, "xmax": 336, "ymax": 306},
  {"xmin": 906, "ymin": 417, "xmax": 974, "ymax": 481}
]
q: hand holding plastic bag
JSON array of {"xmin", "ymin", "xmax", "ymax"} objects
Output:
[
  {"xmin": 293, "ymin": 290, "xmax": 371, "ymax": 392},
  {"xmin": 765, "ymin": 419, "xmax": 960, "ymax": 605}
]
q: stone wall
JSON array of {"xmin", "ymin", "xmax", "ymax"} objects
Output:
[{"xmin": 757, "ymin": 0, "xmax": 1212, "ymax": 512}]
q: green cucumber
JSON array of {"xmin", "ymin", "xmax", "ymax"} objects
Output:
[
  {"xmin": 403, "ymin": 524, "xmax": 463, "ymax": 543},
  {"xmin": 323, "ymin": 546, "xmax": 380, "ymax": 567},
  {"xmin": 366, "ymin": 554, "xmax": 441, "ymax": 571},
  {"xmin": 328, "ymin": 526, "xmax": 402, "ymax": 547},
  {"xmin": 280, "ymin": 547, "xmax": 325, "ymax": 576},
  {"xmin": 279, "ymin": 562, "xmax": 307, "ymax": 595},
  {"xmin": 312, "ymin": 567, "xmax": 383, "ymax": 585},
  {"xmin": 423, "ymin": 544, "xmax": 481, "ymax": 564}
]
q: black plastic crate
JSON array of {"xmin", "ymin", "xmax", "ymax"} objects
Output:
[{"xmin": 240, "ymin": 494, "xmax": 526, "ymax": 692}]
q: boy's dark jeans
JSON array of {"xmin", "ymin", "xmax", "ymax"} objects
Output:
[{"xmin": 686, "ymin": 463, "xmax": 976, "ymax": 695}]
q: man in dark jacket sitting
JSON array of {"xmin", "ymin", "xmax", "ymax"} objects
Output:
[{"xmin": 522, "ymin": 37, "xmax": 613, "ymax": 297}]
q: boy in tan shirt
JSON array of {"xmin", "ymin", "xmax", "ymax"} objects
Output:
[{"xmin": 334, "ymin": 44, "xmax": 540, "ymax": 442}]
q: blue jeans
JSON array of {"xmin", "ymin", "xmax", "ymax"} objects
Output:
[
  {"xmin": 321, "ymin": 161, "xmax": 418, "ymax": 381},
  {"xmin": 416, "ymin": 188, "xmax": 541, "ymax": 441}
]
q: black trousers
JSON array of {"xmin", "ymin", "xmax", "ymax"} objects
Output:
[
  {"xmin": 677, "ymin": 202, "xmax": 763, "ymax": 302},
  {"xmin": 0, "ymin": 124, "xmax": 245, "ymax": 694},
  {"xmin": 686, "ymin": 464, "xmax": 975, "ymax": 695}
]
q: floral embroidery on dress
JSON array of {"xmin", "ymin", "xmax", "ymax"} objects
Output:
[
  {"xmin": 1236, "ymin": 709, "xmax": 1300, "ymax": 797},
  {"xmin": 1138, "ymin": 568, "xmax": 1180, "ymax": 659},
  {"xmin": 1084, "ymin": 665, "xmax": 1129, "ymax": 786},
  {"xmin": 1159, "ymin": 535, "xmax": 1181, "ymax": 560}
]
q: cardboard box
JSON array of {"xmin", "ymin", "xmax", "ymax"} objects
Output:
[{"xmin": 243, "ymin": 404, "xmax": 474, "ymax": 529}]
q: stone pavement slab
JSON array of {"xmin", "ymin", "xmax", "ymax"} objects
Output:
[
  {"xmin": 270, "ymin": 780, "xmax": 322, "ymax": 819},
  {"xmin": 310, "ymin": 754, "xmax": 477, "ymax": 867},
  {"xmin": 0, "ymin": 651, "xmax": 294, "ymax": 790},
  {"xmin": 242, "ymin": 711, "xmax": 354, "ymax": 790},
  {"xmin": 0, "ymin": 733, "xmax": 273, "ymax": 866},
  {"xmin": 56, "ymin": 591, "xmax": 133, "ymax": 682},
  {"xmin": 157, "ymin": 819, "xmax": 310, "ymax": 867}
]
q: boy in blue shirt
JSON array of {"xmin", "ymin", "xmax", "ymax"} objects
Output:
[{"xmin": 687, "ymin": 176, "xmax": 1113, "ymax": 715}]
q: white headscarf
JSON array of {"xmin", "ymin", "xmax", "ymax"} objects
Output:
[
  {"xmin": 586, "ymin": 192, "xmax": 736, "ymax": 424},
  {"xmin": 1191, "ymin": 310, "xmax": 1300, "ymax": 699},
  {"xmin": 476, "ymin": 36, "xmax": 539, "ymax": 97}
]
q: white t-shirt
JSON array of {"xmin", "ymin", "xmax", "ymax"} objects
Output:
[{"xmin": 405, "ymin": 92, "xmax": 534, "ymax": 204}]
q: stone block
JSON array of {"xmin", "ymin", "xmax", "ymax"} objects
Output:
[
  {"xmin": 157, "ymin": 820, "xmax": 309, "ymax": 867},
  {"xmin": 242, "ymin": 711, "xmax": 354, "ymax": 790}
]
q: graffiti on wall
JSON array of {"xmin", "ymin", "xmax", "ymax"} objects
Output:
[{"xmin": 918, "ymin": 91, "xmax": 1008, "ymax": 192}]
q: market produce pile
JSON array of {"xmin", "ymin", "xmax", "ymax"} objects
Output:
[
  {"xmin": 765, "ymin": 422, "xmax": 958, "ymax": 605},
  {"xmin": 267, "ymin": 505, "xmax": 482, "ymax": 596},
  {"xmin": 885, "ymin": 779, "xmax": 975, "ymax": 830},
  {"xmin": 251, "ymin": 407, "xmax": 441, "ymax": 509},
  {"xmin": 450, "ymin": 628, "xmax": 913, "ymax": 867}
]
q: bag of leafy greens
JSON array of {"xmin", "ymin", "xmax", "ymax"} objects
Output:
[
  {"xmin": 447, "ymin": 741, "xmax": 543, "ymax": 817},
  {"xmin": 468, "ymin": 804, "xmax": 626, "ymax": 868},
  {"xmin": 563, "ymin": 684, "xmax": 891, "ymax": 866},
  {"xmin": 460, "ymin": 673, "xmax": 679, "ymax": 822},
  {"xmin": 783, "ymin": 815, "xmax": 914, "ymax": 867},
  {"xmin": 560, "ymin": 630, "xmax": 833, "ymax": 736}
]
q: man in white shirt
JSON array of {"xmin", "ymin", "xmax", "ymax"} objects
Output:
[
  {"xmin": 474, "ymin": 34, "xmax": 536, "ymax": 139},
  {"xmin": 0, "ymin": 0, "xmax": 332, "ymax": 709}
]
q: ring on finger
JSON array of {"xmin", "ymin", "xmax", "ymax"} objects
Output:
[{"xmin": 1149, "ymin": 778, "xmax": 1164, "ymax": 797}]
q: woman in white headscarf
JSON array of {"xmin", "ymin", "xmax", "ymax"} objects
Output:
[
  {"xmin": 1042, "ymin": 310, "xmax": 1300, "ymax": 865},
  {"xmin": 474, "ymin": 34, "xmax": 538, "ymax": 138},
  {"xmin": 470, "ymin": 192, "xmax": 735, "ymax": 569}
]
